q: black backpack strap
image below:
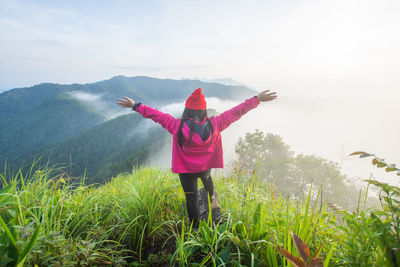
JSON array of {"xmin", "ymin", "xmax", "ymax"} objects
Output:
[{"xmin": 185, "ymin": 120, "xmax": 211, "ymax": 141}]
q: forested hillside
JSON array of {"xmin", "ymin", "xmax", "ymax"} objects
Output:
[
  {"xmin": 0, "ymin": 94, "xmax": 105, "ymax": 165},
  {"xmin": 0, "ymin": 76, "xmax": 256, "ymax": 183},
  {"xmin": 26, "ymin": 114, "xmax": 168, "ymax": 184}
]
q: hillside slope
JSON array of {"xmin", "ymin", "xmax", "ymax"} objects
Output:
[
  {"xmin": 1, "ymin": 76, "xmax": 251, "ymax": 182},
  {"xmin": 33, "ymin": 114, "xmax": 168, "ymax": 184},
  {"xmin": 0, "ymin": 94, "xmax": 105, "ymax": 165}
]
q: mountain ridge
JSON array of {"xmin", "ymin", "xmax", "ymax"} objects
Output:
[{"xmin": 1, "ymin": 76, "xmax": 257, "ymax": 183}]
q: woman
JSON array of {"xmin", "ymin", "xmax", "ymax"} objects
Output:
[{"xmin": 117, "ymin": 88, "xmax": 277, "ymax": 227}]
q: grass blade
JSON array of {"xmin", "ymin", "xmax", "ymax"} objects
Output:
[
  {"xmin": 0, "ymin": 216, "xmax": 18, "ymax": 250},
  {"xmin": 17, "ymin": 224, "xmax": 41, "ymax": 266}
]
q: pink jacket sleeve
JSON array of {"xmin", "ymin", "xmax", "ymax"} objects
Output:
[
  {"xmin": 212, "ymin": 96, "xmax": 260, "ymax": 132},
  {"xmin": 136, "ymin": 104, "xmax": 180, "ymax": 135}
]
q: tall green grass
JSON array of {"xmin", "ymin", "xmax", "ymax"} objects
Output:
[
  {"xmin": 170, "ymin": 171, "xmax": 337, "ymax": 266},
  {"xmin": 0, "ymin": 165, "xmax": 393, "ymax": 266},
  {"xmin": 1, "ymin": 166, "xmax": 182, "ymax": 265}
]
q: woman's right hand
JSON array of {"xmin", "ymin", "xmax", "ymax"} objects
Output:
[
  {"xmin": 257, "ymin": 90, "xmax": 277, "ymax": 102},
  {"xmin": 117, "ymin": 96, "xmax": 135, "ymax": 108}
]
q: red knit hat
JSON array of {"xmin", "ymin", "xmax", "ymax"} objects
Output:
[{"xmin": 185, "ymin": 88, "xmax": 206, "ymax": 110}]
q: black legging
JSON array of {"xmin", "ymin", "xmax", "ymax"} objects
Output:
[{"xmin": 179, "ymin": 169, "xmax": 214, "ymax": 227}]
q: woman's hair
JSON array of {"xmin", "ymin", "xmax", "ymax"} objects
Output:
[{"xmin": 177, "ymin": 108, "xmax": 214, "ymax": 149}]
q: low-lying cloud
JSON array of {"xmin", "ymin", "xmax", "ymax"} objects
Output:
[
  {"xmin": 67, "ymin": 91, "xmax": 131, "ymax": 120},
  {"xmin": 143, "ymin": 95, "xmax": 399, "ymax": 187},
  {"xmin": 68, "ymin": 91, "xmax": 103, "ymax": 102}
]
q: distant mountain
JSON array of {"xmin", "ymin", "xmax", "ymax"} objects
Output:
[
  {"xmin": 0, "ymin": 76, "xmax": 257, "ymax": 183},
  {"xmin": 199, "ymin": 78, "xmax": 245, "ymax": 86},
  {"xmin": 87, "ymin": 75, "xmax": 256, "ymax": 104},
  {"xmin": 1, "ymin": 76, "xmax": 255, "ymax": 119},
  {"xmin": 0, "ymin": 83, "xmax": 86, "ymax": 122}
]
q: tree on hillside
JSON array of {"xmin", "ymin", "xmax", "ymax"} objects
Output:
[
  {"xmin": 234, "ymin": 130, "xmax": 371, "ymax": 210},
  {"xmin": 234, "ymin": 130, "xmax": 293, "ymax": 189},
  {"xmin": 291, "ymin": 154, "xmax": 357, "ymax": 208}
]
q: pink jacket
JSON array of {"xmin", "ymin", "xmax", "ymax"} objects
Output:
[{"xmin": 136, "ymin": 96, "xmax": 260, "ymax": 173}]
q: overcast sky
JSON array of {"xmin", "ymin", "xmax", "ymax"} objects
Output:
[{"xmin": 1, "ymin": 0, "xmax": 399, "ymax": 185}]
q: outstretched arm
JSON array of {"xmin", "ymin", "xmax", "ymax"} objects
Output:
[
  {"xmin": 213, "ymin": 90, "xmax": 277, "ymax": 132},
  {"xmin": 117, "ymin": 96, "xmax": 179, "ymax": 135}
]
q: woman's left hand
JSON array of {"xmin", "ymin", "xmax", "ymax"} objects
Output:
[
  {"xmin": 117, "ymin": 96, "xmax": 135, "ymax": 108},
  {"xmin": 257, "ymin": 90, "xmax": 277, "ymax": 102}
]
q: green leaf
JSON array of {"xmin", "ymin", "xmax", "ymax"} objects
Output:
[
  {"xmin": 350, "ymin": 151, "xmax": 367, "ymax": 156},
  {"xmin": 253, "ymin": 203, "xmax": 261, "ymax": 228},
  {"xmin": 386, "ymin": 167, "xmax": 397, "ymax": 172},
  {"xmin": 217, "ymin": 222, "xmax": 228, "ymax": 234},
  {"xmin": 324, "ymin": 242, "xmax": 337, "ymax": 267},
  {"xmin": 372, "ymin": 210, "xmax": 390, "ymax": 216},
  {"xmin": 17, "ymin": 224, "xmax": 41, "ymax": 266},
  {"xmin": 0, "ymin": 258, "xmax": 15, "ymax": 266},
  {"xmin": 199, "ymin": 253, "xmax": 212, "ymax": 266},
  {"xmin": 360, "ymin": 153, "xmax": 372, "ymax": 158},
  {"xmin": 233, "ymin": 222, "xmax": 247, "ymax": 238},
  {"xmin": 377, "ymin": 162, "xmax": 387, "ymax": 168},
  {"xmin": 7, "ymin": 209, "xmax": 16, "ymax": 218},
  {"xmin": 7, "ymin": 236, "xmax": 19, "ymax": 264},
  {"xmin": 0, "ymin": 216, "xmax": 18, "ymax": 251},
  {"xmin": 218, "ymin": 240, "xmax": 231, "ymax": 263},
  {"xmin": 0, "ymin": 184, "xmax": 13, "ymax": 196}
]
